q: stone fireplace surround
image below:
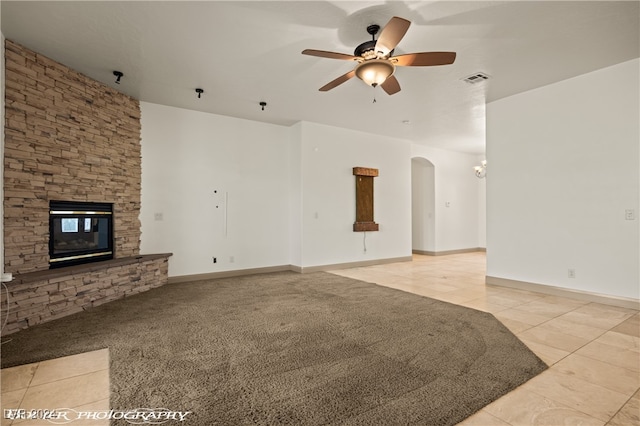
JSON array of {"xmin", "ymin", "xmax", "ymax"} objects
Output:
[{"xmin": 2, "ymin": 40, "xmax": 171, "ymax": 335}]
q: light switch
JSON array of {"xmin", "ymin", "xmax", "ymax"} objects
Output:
[{"xmin": 625, "ymin": 209, "xmax": 636, "ymax": 220}]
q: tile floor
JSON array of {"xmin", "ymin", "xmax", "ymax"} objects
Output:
[
  {"xmin": 1, "ymin": 349, "xmax": 109, "ymax": 426},
  {"xmin": 1, "ymin": 252, "xmax": 638, "ymax": 425}
]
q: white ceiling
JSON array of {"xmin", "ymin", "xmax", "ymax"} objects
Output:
[{"xmin": 1, "ymin": 1, "xmax": 638, "ymax": 154}]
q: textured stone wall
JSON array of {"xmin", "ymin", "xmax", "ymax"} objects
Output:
[
  {"xmin": 0, "ymin": 255, "xmax": 170, "ymax": 336},
  {"xmin": 4, "ymin": 39, "xmax": 141, "ymax": 274}
]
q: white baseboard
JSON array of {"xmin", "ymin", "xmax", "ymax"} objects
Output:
[
  {"xmin": 168, "ymin": 265, "xmax": 292, "ymax": 284},
  {"xmin": 413, "ymin": 248, "xmax": 486, "ymax": 256},
  {"xmin": 292, "ymin": 256, "xmax": 412, "ymax": 273},
  {"xmin": 168, "ymin": 256, "xmax": 413, "ymax": 284},
  {"xmin": 486, "ymin": 276, "xmax": 640, "ymax": 310}
]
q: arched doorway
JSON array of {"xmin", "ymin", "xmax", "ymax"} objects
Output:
[{"xmin": 411, "ymin": 157, "xmax": 435, "ymax": 254}]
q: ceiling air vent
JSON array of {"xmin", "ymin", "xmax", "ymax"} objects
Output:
[{"xmin": 462, "ymin": 72, "xmax": 491, "ymax": 84}]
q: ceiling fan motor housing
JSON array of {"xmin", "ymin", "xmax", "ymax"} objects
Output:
[
  {"xmin": 354, "ymin": 24, "xmax": 393, "ymax": 58},
  {"xmin": 354, "ymin": 40, "xmax": 376, "ymax": 57},
  {"xmin": 354, "ymin": 40, "xmax": 394, "ymax": 58}
]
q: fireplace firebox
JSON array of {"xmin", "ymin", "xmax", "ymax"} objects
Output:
[{"xmin": 49, "ymin": 200, "xmax": 114, "ymax": 268}]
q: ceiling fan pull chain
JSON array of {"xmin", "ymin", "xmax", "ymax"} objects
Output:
[{"xmin": 372, "ymin": 86, "xmax": 377, "ymax": 103}]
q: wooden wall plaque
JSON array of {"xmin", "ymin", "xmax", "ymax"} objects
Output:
[{"xmin": 353, "ymin": 167, "xmax": 379, "ymax": 232}]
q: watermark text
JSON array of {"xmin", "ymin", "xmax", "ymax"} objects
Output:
[{"xmin": 4, "ymin": 408, "xmax": 191, "ymax": 424}]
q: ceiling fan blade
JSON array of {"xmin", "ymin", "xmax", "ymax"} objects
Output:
[
  {"xmin": 375, "ymin": 16, "xmax": 411, "ymax": 56},
  {"xmin": 393, "ymin": 52, "xmax": 457, "ymax": 67},
  {"xmin": 381, "ymin": 75, "xmax": 401, "ymax": 95},
  {"xmin": 319, "ymin": 70, "xmax": 356, "ymax": 91},
  {"xmin": 302, "ymin": 49, "xmax": 358, "ymax": 61}
]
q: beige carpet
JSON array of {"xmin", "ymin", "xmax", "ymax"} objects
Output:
[{"xmin": 1, "ymin": 271, "xmax": 547, "ymax": 425}]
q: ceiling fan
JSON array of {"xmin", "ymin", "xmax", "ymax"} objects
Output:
[{"xmin": 302, "ymin": 16, "xmax": 456, "ymax": 95}]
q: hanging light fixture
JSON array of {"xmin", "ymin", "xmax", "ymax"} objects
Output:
[
  {"xmin": 354, "ymin": 59, "xmax": 395, "ymax": 87},
  {"xmin": 474, "ymin": 160, "xmax": 487, "ymax": 179}
]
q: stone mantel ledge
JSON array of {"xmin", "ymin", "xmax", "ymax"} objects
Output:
[{"xmin": 8, "ymin": 254, "xmax": 173, "ymax": 286}]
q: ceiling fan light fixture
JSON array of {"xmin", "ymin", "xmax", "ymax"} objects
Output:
[{"xmin": 355, "ymin": 59, "xmax": 395, "ymax": 87}]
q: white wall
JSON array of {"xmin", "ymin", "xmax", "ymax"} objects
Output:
[
  {"xmin": 487, "ymin": 59, "xmax": 639, "ymax": 300},
  {"xmin": 411, "ymin": 145, "xmax": 484, "ymax": 252},
  {"xmin": 296, "ymin": 122, "xmax": 412, "ymax": 267},
  {"xmin": 141, "ymin": 104, "xmax": 415, "ymax": 276},
  {"xmin": 140, "ymin": 102, "xmax": 292, "ymax": 277},
  {"xmin": 288, "ymin": 122, "xmax": 303, "ymax": 268}
]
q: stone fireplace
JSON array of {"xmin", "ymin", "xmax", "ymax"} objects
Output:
[
  {"xmin": 2, "ymin": 39, "xmax": 171, "ymax": 335},
  {"xmin": 4, "ymin": 39, "xmax": 141, "ymax": 275}
]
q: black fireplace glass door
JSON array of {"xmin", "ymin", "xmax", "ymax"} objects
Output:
[
  {"xmin": 51, "ymin": 216, "xmax": 111, "ymax": 255},
  {"xmin": 49, "ymin": 201, "xmax": 114, "ymax": 268}
]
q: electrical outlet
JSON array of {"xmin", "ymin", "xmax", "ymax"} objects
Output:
[
  {"xmin": 568, "ymin": 269, "xmax": 576, "ymax": 278},
  {"xmin": 625, "ymin": 209, "xmax": 636, "ymax": 220},
  {"xmin": 213, "ymin": 257, "xmax": 217, "ymax": 264}
]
